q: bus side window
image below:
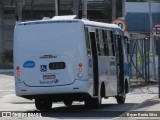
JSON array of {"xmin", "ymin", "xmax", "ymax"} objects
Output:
[
  {"xmin": 84, "ymin": 27, "xmax": 91, "ymax": 56},
  {"xmin": 96, "ymin": 29, "xmax": 100, "ymax": 55},
  {"xmin": 103, "ymin": 30, "xmax": 109, "ymax": 56},
  {"xmin": 96, "ymin": 29, "xmax": 105, "ymax": 56},
  {"xmin": 107, "ymin": 31, "xmax": 115, "ymax": 56}
]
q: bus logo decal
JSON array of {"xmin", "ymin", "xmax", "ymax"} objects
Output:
[
  {"xmin": 39, "ymin": 79, "xmax": 59, "ymax": 85},
  {"xmin": 23, "ymin": 61, "xmax": 35, "ymax": 68}
]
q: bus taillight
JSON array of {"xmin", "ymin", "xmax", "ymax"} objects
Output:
[
  {"xmin": 77, "ymin": 63, "xmax": 83, "ymax": 78},
  {"xmin": 78, "ymin": 68, "xmax": 83, "ymax": 72},
  {"xmin": 17, "ymin": 71, "xmax": 21, "ymax": 75}
]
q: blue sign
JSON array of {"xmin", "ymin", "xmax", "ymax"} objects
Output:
[
  {"xmin": 23, "ymin": 61, "xmax": 35, "ymax": 68},
  {"xmin": 41, "ymin": 65, "xmax": 47, "ymax": 72}
]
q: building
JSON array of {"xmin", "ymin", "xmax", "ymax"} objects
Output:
[
  {"xmin": 125, "ymin": 2, "xmax": 160, "ymax": 38},
  {"xmin": 125, "ymin": 2, "xmax": 160, "ymax": 79},
  {"xmin": 0, "ymin": 0, "xmax": 114, "ymax": 55}
]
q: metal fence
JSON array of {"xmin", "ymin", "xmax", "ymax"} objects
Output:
[{"xmin": 128, "ymin": 37, "xmax": 157, "ymax": 84}]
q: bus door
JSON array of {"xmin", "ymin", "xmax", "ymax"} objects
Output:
[
  {"xmin": 89, "ymin": 32, "xmax": 99, "ymax": 97},
  {"xmin": 114, "ymin": 35, "xmax": 124, "ymax": 94}
]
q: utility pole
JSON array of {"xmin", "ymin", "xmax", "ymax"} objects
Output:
[
  {"xmin": 122, "ymin": 0, "xmax": 126, "ymax": 18},
  {"xmin": 112, "ymin": 0, "xmax": 116, "ymax": 20},
  {"xmin": 82, "ymin": 0, "xmax": 87, "ymax": 19},
  {"xmin": 157, "ymin": 40, "xmax": 160, "ymax": 98},
  {"xmin": 55, "ymin": 0, "xmax": 58, "ymax": 16},
  {"xmin": 149, "ymin": 1, "xmax": 156, "ymax": 80},
  {"xmin": 15, "ymin": 0, "xmax": 22, "ymax": 21},
  {"xmin": 73, "ymin": 0, "xmax": 80, "ymax": 17}
]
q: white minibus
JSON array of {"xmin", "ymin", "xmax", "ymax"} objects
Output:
[{"xmin": 14, "ymin": 16, "xmax": 130, "ymax": 110}]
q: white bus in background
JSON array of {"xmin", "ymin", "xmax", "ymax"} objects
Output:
[{"xmin": 14, "ymin": 16, "xmax": 130, "ymax": 110}]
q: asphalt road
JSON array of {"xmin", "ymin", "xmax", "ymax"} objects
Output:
[{"xmin": 0, "ymin": 73, "xmax": 158, "ymax": 120}]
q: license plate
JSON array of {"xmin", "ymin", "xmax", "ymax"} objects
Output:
[{"xmin": 43, "ymin": 75, "xmax": 56, "ymax": 80}]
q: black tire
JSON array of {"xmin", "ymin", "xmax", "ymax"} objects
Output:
[
  {"xmin": 116, "ymin": 93, "xmax": 126, "ymax": 104},
  {"xmin": 93, "ymin": 96, "xmax": 102, "ymax": 109},
  {"xmin": 85, "ymin": 96, "xmax": 101, "ymax": 109},
  {"xmin": 84, "ymin": 99, "xmax": 93, "ymax": 108},
  {"xmin": 35, "ymin": 98, "xmax": 52, "ymax": 110},
  {"xmin": 64, "ymin": 100, "xmax": 73, "ymax": 107}
]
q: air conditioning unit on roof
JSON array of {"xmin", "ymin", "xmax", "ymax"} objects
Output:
[{"xmin": 52, "ymin": 15, "xmax": 77, "ymax": 20}]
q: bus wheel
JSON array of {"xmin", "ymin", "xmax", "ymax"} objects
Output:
[
  {"xmin": 63, "ymin": 100, "xmax": 73, "ymax": 107},
  {"xmin": 116, "ymin": 93, "xmax": 126, "ymax": 104},
  {"xmin": 85, "ymin": 99, "xmax": 92, "ymax": 108},
  {"xmin": 85, "ymin": 96, "xmax": 101, "ymax": 109},
  {"xmin": 35, "ymin": 98, "xmax": 52, "ymax": 110}
]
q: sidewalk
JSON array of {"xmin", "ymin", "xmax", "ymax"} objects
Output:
[
  {"xmin": 117, "ymin": 95, "xmax": 160, "ymax": 119},
  {"xmin": 132, "ymin": 95, "xmax": 160, "ymax": 111}
]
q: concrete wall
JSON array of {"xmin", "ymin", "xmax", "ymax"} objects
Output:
[
  {"xmin": 2, "ymin": 14, "xmax": 15, "ymax": 51},
  {"xmin": 0, "ymin": 10, "xmax": 15, "ymax": 55}
]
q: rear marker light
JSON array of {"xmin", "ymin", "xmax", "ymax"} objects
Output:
[{"xmin": 79, "ymin": 63, "xmax": 83, "ymax": 67}]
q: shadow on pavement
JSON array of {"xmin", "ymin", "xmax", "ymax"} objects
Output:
[
  {"xmin": 133, "ymin": 99, "xmax": 160, "ymax": 110},
  {"xmin": 24, "ymin": 103, "xmax": 139, "ymax": 118}
]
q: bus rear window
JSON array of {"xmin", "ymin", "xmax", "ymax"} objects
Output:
[{"xmin": 49, "ymin": 62, "xmax": 66, "ymax": 70}]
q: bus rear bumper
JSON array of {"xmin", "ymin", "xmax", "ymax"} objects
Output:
[{"xmin": 15, "ymin": 79, "xmax": 89, "ymax": 98}]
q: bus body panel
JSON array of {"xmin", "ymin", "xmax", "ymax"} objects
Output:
[{"xmin": 98, "ymin": 56, "xmax": 117, "ymax": 96}]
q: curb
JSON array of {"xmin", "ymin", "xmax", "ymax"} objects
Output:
[{"xmin": 0, "ymin": 69, "xmax": 14, "ymax": 73}]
